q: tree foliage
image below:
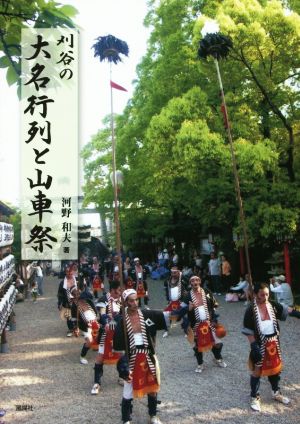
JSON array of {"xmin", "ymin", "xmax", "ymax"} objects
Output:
[
  {"xmin": 82, "ymin": 0, "xmax": 300, "ymax": 254},
  {"xmin": 0, "ymin": 0, "xmax": 77, "ymax": 91}
]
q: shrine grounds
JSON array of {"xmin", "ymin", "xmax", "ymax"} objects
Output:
[{"xmin": 0, "ymin": 276, "xmax": 299, "ymax": 424}]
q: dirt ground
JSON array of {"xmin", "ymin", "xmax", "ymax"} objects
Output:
[{"xmin": 0, "ymin": 275, "xmax": 299, "ymax": 424}]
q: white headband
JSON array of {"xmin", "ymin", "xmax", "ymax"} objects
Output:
[{"xmin": 122, "ymin": 289, "xmax": 137, "ymax": 301}]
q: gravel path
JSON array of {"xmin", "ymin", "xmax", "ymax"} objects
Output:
[{"xmin": 0, "ymin": 276, "xmax": 299, "ymax": 424}]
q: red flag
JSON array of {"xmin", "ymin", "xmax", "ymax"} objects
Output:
[{"xmin": 110, "ymin": 80, "xmax": 127, "ymax": 92}]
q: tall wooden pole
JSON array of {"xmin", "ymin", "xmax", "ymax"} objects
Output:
[
  {"xmin": 109, "ymin": 63, "xmax": 128, "ymax": 356},
  {"xmin": 110, "ymin": 63, "xmax": 123, "ymax": 287},
  {"xmin": 214, "ymin": 58, "xmax": 253, "ymax": 293}
]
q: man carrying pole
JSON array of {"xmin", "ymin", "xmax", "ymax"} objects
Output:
[{"xmin": 92, "ymin": 34, "xmax": 131, "ymax": 395}]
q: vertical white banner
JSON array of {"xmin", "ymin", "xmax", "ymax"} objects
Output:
[{"xmin": 21, "ymin": 29, "xmax": 78, "ymax": 260}]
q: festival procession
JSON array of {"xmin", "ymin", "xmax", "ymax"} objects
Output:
[{"xmin": 1, "ymin": 1, "xmax": 300, "ymax": 424}]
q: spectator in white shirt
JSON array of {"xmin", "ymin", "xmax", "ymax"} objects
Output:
[
  {"xmin": 208, "ymin": 252, "xmax": 221, "ymax": 295},
  {"xmin": 270, "ymin": 275, "xmax": 294, "ymax": 307},
  {"xmin": 230, "ymin": 274, "xmax": 250, "ymax": 305}
]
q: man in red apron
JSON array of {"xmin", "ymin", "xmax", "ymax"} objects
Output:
[
  {"xmin": 181, "ymin": 275, "xmax": 227, "ymax": 373},
  {"xmin": 242, "ymin": 282, "xmax": 293, "ymax": 412},
  {"xmin": 130, "ymin": 258, "xmax": 148, "ymax": 307},
  {"xmin": 162, "ymin": 266, "xmax": 189, "ymax": 337},
  {"xmin": 114, "ymin": 289, "xmax": 171, "ymax": 424},
  {"xmin": 91, "ymin": 280, "xmax": 122, "ymax": 394},
  {"xmin": 92, "ymin": 274, "xmax": 104, "ymax": 299}
]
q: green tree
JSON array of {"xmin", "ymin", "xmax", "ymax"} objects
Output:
[
  {"xmin": 194, "ymin": 0, "xmax": 300, "ymax": 242},
  {"xmin": 195, "ymin": 0, "xmax": 300, "ymax": 181},
  {"xmin": 286, "ymin": 0, "xmax": 300, "ymax": 14},
  {"xmin": 82, "ymin": 0, "xmax": 300, "ymax": 252},
  {"xmin": 0, "ymin": 0, "xmax": 77, "ymax": 90}
]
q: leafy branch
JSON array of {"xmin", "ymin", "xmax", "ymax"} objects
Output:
[{"xmin": 0, "ymin": 29, "xmax": 20, "ymax": 76}]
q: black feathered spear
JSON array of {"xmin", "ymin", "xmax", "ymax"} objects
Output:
[
  {"xmin": 198, "ymin": 33, "xmax": 232, "ymax": 60},
  {"xmin": 92, "ymin": 33, "xmax": 129, "ymax": 357},
  {"xmin": 198, "ymin": 32, "xmax": 253, "ymax": 294},
  {"xmin": 92, "ymin": 34, "xmax": 129, "ymax": 64}
]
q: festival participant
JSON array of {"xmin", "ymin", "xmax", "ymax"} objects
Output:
[
  {"xmin": 70, "ymin": 287, "xmax": 99, "ymax": 365},
  {"xmin": 108, "ymin": 255, "xmax": 122, "ymax": 284},
  {"xmin": 90, "ymin": 280, "xmax": 122, "ymax": 395},
  {"xmin": 162, "ymin": 266, "xmax": 188, "ymax": 338},
  {"xmin": 130, "ymin": 258, "xmax": 148, "ymax": 307},
  {"xmin": 113, "ymin": 289, "xmax": 170, "ymax": 424},
  {"xmin": 57, "ymin": 265, "xmax": 77, "ymax": 337},
  {"xmin": 123, "ymin": 257, "xmax": 132, "ymax": 280},
  {"xmin": 220, "ymin": 254, "xmax": 232, "ymax": 292},
  {"xmin": 92, "ymin": 256, "xmax": 100, "ymax": 275},
  {"xmin": 125, "ymin": 276, "xmax": 135, "ymax": 290},
  {"xmin": 242, "ymin": 282, "xmax": 296, "ymax": 412},
  {"xmin": 181, "ymin": 275, "xmax": 227, "ymax": 373},
  {"xmin": 92, "ymin": 273, "xmax": 105, "ymax": 299}
]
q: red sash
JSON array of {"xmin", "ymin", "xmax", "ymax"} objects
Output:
[
  {"xmin": 103, "ymin": 328, "xmax": 121, "ymax": 365},
  {"xmin": 195, "ymin": 321, "xmax": 215, "ymax": 352},
  {"xmin": 136, "ymin": 282, "xmax": 146, "ymax": 298},
  {"xmin": 132, "ymin": 352, "xmax": 159, "ymax": 398},
  {"xmin": 90, "ymin": 321, "xmax": 100, "ymax": 351},
  {"xmin": 164, "ymin": 300, "xmax": 180, "ymax": 312},
  {"xmin": 261, "ymin": 340, "xmax": 282, "ymax": 376},
  {"xmin": 164, "ymin": 301, "xmax": 180, "ymax": 321}
]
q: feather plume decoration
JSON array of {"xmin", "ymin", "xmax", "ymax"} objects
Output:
[
  {"xmin": 198, "ymin": 33, "xmax": 232, "ymax": 60},
  {"xmin": 92, "ymin": 34, "xmax": 129, "ymax": 64}
]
